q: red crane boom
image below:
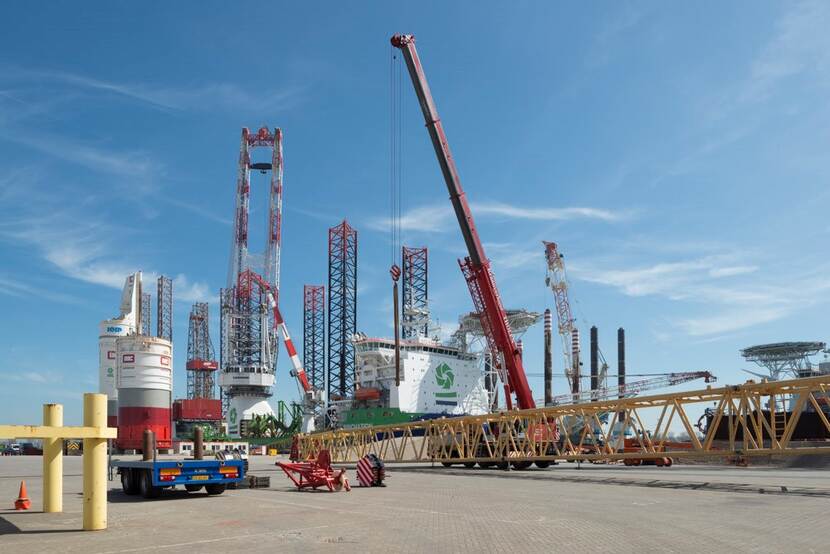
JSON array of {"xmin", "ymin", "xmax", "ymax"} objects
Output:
[
  {"xmin": 238, "ymin": 269, "xmax": 313, "ymax": 397},
  {"xmin": 391, "ymin": 34, "xmax": 535, "ymax": 410}
]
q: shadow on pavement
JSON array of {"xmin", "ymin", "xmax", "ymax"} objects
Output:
[
  {"xmin": 107, "ymin": 489, "xmax": 228, "ymax": 503},
  {"xmin": 0, "ymin": 516, "xmax": 81, "ymax": 535}
]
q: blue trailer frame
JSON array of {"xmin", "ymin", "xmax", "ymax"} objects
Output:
[{"xmin": 112, "ymin": 459, "xmax": 245, "ymax": 498}]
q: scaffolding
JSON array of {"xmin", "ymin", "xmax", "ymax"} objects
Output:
[
  {"xmin": 327, "ymin": 220, "xmax": 357, "ymax": 399},
  {"xmin": 303, "ymin": 285, "xmax": 326, "ymax": 393},
  {"xmin": 401, "ymin": 246, "xmax": 428, "ymax": 339},
  {"xmin": 140, "ymin": 292, "xmax": 151, "ymax": 336},
  {"xmin": 186, "ymin": 302, "xmax": 218, "ymax": 399},
  {"xmin": 156, "ymin": 275, "xmax": 172, "ymax": 342}
]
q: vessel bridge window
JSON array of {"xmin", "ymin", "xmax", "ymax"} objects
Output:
[{"xmin": 357, "ymin": 341, "xmax": 475, "ymax": 360}]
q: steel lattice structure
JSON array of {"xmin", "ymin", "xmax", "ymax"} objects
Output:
[
  {"xmin": 140, "ymin": 292, "xmax": 151, "ymax": 336},
  {"xmin": 221, "ymin": 272, "xmax": 275, "ymax": 385},
  {"xmin": 156, "ymin": 275, "xmax": 172, "ymax": 342},
  {"xmin": 741, "ymin": 342, "xmax": 827, "ymax": 381},
  {"xmin": 401, "ymin": 246, "xmax": 428, "ymax": 339},
  {"xmin": 303, "ymin": 285, "xmax": 326, "ymax": 393},
  {"xmin": 543, "ymin": 241, "xmax": 579, "ymax": 395},
  {"xmin": 220, "ymin": 127, "xmax": 284, "ymax": 425},
  {"xmin": 328, "ymin": 220, "xmax": 357, "ymax": 399},
  {"xmin": 298, "ymin": 375, "xmax": 830, "ymax": 465},
  {"xmin": 186, "ymin": 302, "xmax": 218, "ymax": 399}
]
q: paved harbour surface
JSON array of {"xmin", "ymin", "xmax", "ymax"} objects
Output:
[{"xmin": 1, "ymin": 456, "xmax": 828, "ymax": 553}]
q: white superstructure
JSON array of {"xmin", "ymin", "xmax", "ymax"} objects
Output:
[
  {"xmin": 353, "ymin": 336, "xmax": 488, "ymax": 415},
  {"xmin": 98, "ymin": 272, "xmax": 140, "ymax": 425}
]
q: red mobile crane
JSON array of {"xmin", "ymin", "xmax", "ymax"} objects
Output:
[{"xmin": 391, "ymin": 34, "xmax": 535, "ymax": 411}]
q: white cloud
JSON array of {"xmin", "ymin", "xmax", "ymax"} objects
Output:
[
  {"xmin": 570, "ymin": 253, "xmax": 830, "ymax": 337},
  {"xmin": 474, "ymin": 202, "xmax": 624, "ymax": 222},
  {"xmin": 708, "ymin": 265, "xmax": 758, "ymax": 278},
  {"xmin": 368, "ymin": 204, "xmax": 453, "ymax": 233},
  {"xmin": 2, "ymin": 132, "xmax": 162, "ymax": 184},
  {"xmin": 368, "ymin": 201, "xmax": 626, "ymax": 233},
  {"xmin": 0, "ymin": 67, "xmax": 306, "ymax": 113},
  {"xmin": 164, "ymin": 198, "xmax": 230, "ymax": 226},
  {"xmin": 743, "ymin": 1, "xmax": 830, "ymax": 103},
  {"xmin": 0, "ymin": 275, "xmax": 78, "ymax": 304},
  {"xmin": 674, "ymin": 307, "xmax": 790, "ymax": 337},
  {"xmin": 0, "ymin": 202, "xmax": 213, "ymax": 303},
  {"xmin": 172, "ymin": 274, "xmax": 215, "ymax": 303}
]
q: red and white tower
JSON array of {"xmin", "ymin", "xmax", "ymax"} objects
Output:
[{"xmin": 220, "ymin": 127, "xmax": 284, "ymax": 437}]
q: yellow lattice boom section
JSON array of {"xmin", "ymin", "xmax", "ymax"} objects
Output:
[{"xmin": 297, "ymin": 375, "xmax": 830, "ymax": 464}]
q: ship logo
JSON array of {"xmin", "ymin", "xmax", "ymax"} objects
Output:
[{"xmin": 435, "ymin": 363, "xmax": 454, "ymax": 389}]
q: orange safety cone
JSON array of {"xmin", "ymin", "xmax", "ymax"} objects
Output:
[{"xmin": 14, "ymin": 480, "xmax": 31, "ymax": 510}]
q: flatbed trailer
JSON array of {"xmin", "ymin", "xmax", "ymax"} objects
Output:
[{"xmin": 112, "ymin": 458, "xmax": 245, "ymax": 499}]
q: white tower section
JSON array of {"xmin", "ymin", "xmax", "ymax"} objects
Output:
[{"xmin": 98, "ymin": 272, "xmax": 141, "ymax": 425}]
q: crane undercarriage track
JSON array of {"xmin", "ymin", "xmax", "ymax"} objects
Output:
[{"xmin": 298, "ymin": 376, "xmax": 830, "ymax": 465}]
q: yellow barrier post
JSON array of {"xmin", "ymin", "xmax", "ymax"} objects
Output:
[
  {"xmin": 42, "ymin": 403, "xmax": 63, "ymax": 513},
  {"xmin": 82, "ymin": 393, "xmax": 107, "ymax": 531}
]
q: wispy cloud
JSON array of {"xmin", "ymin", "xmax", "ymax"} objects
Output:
[
  {"xmin": 0, "ymin": 66, "xmax": 306, "ymax": 113},
  {"xmin": 484, "ymin": 242, "xmax": 541, "ymax": 271},
  {"xmin": 164, "ymin": 198, "xmax": 231, "ymax": 226},
  {"xmin": 708, "ymin": 265, "xmax": 758, "ymax": 278},
  {"xmin": 368, "ymin": 201, "xmax": 627, "ymax": 233},
  {"xmin": 742, "ymin": 1, "xmax": 830, "ymax": 103},
  {"xmin": 0, "ymin": 275, "xmax": 79, "ymax": 304},
  {"xmin": 588, "ymin": 5, "xmax": 651, "ymax": 66},
  {"xmin": 571, "ymin": 253, "xmax": 830, "ymax": 337},
  {"xmin": 172, "ymin": 274, "xmax": 215, "ymax": 303},
  {"xmin": 474, "ymin": 202, "xmax": 625, "ymax": 222},
  {"xmin": 0, "ymin": 131, "xmax": 163, "ymax": 184},
  {"xmin": 0, "ymin": 180, "xmax": 214, "ymax": 302}
]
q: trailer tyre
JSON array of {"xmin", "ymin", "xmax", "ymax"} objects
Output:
[
  {"xmin": 139, "ymin": 470, "xmax": 161, "ymax": 499},
  {"xmin": 534, "ymin": 461, "xmax": 551, "ymax": 469},
  {"xmin": 205, "ymin": 484, "xmax": 226, "ymax": 495},
  {"xmin": 184, "ymin": 484, "xmax": 203, "ymax": 492},
  {"xmin": 121, "ymin": 469, "xmax": 139, "ymax": 495},
  {"xmin": 463, "ymin": 462, "xmax": 476, "ymax": 469},
  {"xmin": 441, "ymin": 462, "xmax": 453, "ymax": 468}
]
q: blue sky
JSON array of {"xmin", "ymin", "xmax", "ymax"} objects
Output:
[{"xmin": 1, "ymin": 2, "xmax": 829, "ymax": 425}]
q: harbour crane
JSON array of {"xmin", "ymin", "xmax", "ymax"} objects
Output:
[
  {"xmin": 545, "ymin": 371, "xmax": 717, "ymax": 406},
  {"xmin": 543, "ymin": 241, "xmax": 581, "ymax": 395},
  {"xmin": 391, "ymin": 34, "xmax": 535, "ymax": 410}
]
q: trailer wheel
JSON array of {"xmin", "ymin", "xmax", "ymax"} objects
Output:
[
  {"xmin": 184, "ymin": 484, "xmax": 203, "ymax": 492},
  {"xmin": 478, "ymin": 461, "xmax": 495, "ymax": 469},
  {"xmin": 205, "ymin": 484, "xmax": 226, "ymax": 495},
  {"xmin": 534, "ymin": 461, "xmax": 550, "ymax": 469},
  {"xmin": 511, "ymin": 461, "xmax": 533, "ymax": 470},
  {"xmin": 441, "ymin": 462, "xmax": 453, "ymax": 467},
  {"xmin": 463, "ymin": 462, "xmax": 476, "ymax": 469},
  {"xmin": 139, "ymin": 470, "xmax": 161, "ymax": 499},
  {"xmin": 121, "ymin": 469, "xmax": 139, "ymax": 495}
]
